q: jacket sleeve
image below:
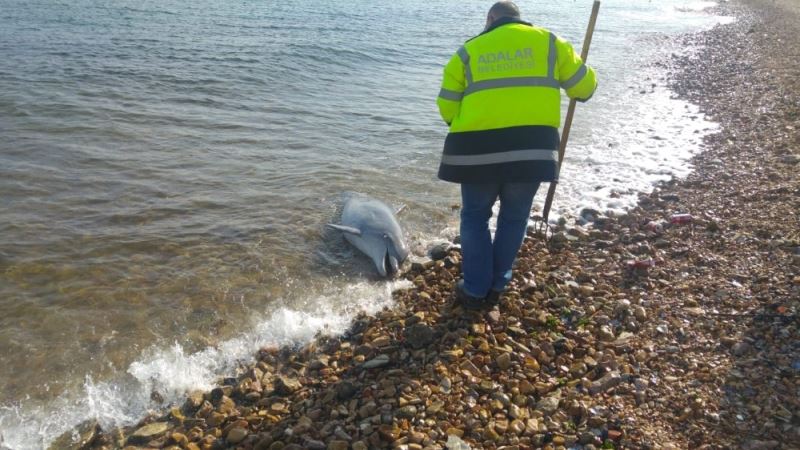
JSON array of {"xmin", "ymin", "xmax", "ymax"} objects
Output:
[
  {"xmin": 555, "ymin": 36, "xmax": 597, "ymax": 102},
  {"xmin": 436, "ymin": 52, "xmax": 466, "ymax": 125}
]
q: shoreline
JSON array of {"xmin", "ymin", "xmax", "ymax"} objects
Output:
[{"xmin": 54, "ymin": 0, "xmax": 799, "ymax": 448}]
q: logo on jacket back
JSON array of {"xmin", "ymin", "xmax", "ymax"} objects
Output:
[{"xmin": 477, "ymin": 48, "xmax": 534, "ymax": 74}]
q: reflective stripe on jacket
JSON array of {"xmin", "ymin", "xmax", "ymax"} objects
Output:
[{"xmin": 437, "ymin": 18, "xmax": 597, "ymax": 184}]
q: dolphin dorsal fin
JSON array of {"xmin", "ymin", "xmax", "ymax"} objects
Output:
[{"xmin": 326, "ymin": 224, "xmax": 362, "ymax": 236}]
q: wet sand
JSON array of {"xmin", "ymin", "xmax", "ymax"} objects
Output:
[{"xmin": 56, "ymin": 0, "xmax": 799, "ymax": 448}]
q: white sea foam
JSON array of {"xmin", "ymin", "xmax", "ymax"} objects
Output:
[
  {"xmin": 674, "ymin": 1, "xmax": 719, "ymax": 13},
  {"xmin": 544, "ymin": 85, "xmax": 719, "ymax": 221}
]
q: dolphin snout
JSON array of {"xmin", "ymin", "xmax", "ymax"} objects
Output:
[{"xmin": 381, "ymin": 251, "xmax": 399, "ymax": 278}]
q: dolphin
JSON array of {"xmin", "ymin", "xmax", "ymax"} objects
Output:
[{"xmin": 327, "ymin": 194, "xmax": 410, "ymax": 277}]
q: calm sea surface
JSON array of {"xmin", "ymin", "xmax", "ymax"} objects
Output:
[{"xmin": 0, "ymin": 0, "xmax": 730, "ymax": 447}]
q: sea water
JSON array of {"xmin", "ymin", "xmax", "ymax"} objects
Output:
[{"xmin": 0, "ymin": 0, "xmax": 731, "ymax": 447}]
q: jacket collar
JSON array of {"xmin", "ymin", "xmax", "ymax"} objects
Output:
[{"xmin": 481, "ymin": 17, "xmax": 532, "ymax": 35}]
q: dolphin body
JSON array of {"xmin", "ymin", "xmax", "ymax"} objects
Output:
[{"xmin": 327, "ymin": 194, "xmax": 409, "ymax": 277}]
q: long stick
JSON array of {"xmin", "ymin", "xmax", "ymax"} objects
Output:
[{"xmin": 540, "ymin": 0, "xmax": 601, "ymax": 226}]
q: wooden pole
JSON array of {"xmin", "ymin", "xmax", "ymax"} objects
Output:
[{"xmin": 540, "ymin": 0, "xmax": 601, "ymax": 226}]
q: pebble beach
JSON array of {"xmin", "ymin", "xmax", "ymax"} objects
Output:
[{"xmin": 46, "ymin": 0, "xmax": 799, "ymax": 448}]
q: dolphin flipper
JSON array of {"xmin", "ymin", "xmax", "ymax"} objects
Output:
[{"xmin": 327, "ymin": 224, "xmax": 362, "ymax": 236}]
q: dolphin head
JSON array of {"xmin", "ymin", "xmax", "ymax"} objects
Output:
[{"xmin": 334, "ymin": 194, "xmax": 411, "ymax": 278}]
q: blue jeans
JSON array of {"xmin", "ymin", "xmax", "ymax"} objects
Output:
[{"xmin": 460, "ymin": 182, "xmax": 540, "ymax": 298}]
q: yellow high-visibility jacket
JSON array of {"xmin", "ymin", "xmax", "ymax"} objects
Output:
[{"xmin": 437, "ymin": 18, "xmax": 597, "ymax": 183}]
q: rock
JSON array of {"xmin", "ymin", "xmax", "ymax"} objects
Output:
[
  {"xmin": 217, "ymin": 395, "xmax": 236, "ymax": 414},
  {"xmin": 589, "ymin": 371, "xmax": 622, "ymax": 395},
  {"xmin": 476, "ymin": 379, "xmax": 496, "ymax": 393},
  {"xmin": 445, "ymin": 434, "xmax": 471, "ymax": 450},
  {"xmin": 308, "ymin": 355, "xmax": 329, "ymax": 370},
  {"xmin": 598, "ymin": 325, "xmax": 615, "ymax": 342},
  {"xmin": 579, "ymin": 431, "xmax": 596, "ymax": 445},
  {"xmin": 292, "ymin": 416, "xmax": 313, "ymax": 434},
  {"xmin": 580, "ymin": 207, "xmax": 602, "ymax": 222},
  {"xmin": 328, "ymin": 440, "xmax": 349, "ymax": 450},
  {"xmin": 519, "ymin": 380, "xmax": 535, "ymax": 395},
  {"xmin": 170, "ymin": 432, "xmax": 189, "ymax": 446},
  {"xmin": 305, "ymin": 439, "xmax": 326, "ymax": 449},
  {"xmin": 371, "ymin": 335, "xmax": 391, "ymax": 347},
  {"xmin": 206, "ymin": 412, "xmax": 225, "ymax": 427},
  {"xmin": 684, "ymin": 306, "xmax": 705, "ymax": 316},
  {"xmin": 594, "ymin": 239, "xmax": 615, "ymax": 248},
  {"xmin": 508, "ymin": 404, "xmax": 526, "ymax": 419},
  {"xmin": 732, "ymin": 342, "xmax": 750, "ymax": 356},
  {"xmin": 47, "ymin": 420, "xmax": 100, "ymax": 450},
  {"xmin": 460, "ymin": 359, "xmax": 482, "ymax": 377},
  {"xmin": 569, "ymin": 361, "xmax": 587, "ymax": 377},
  {"xmin": 536, "ymin": 395, "xmax": 560, "ymax": 416},
  {"xmin": 333, "ymin": 380, "xmax": 357, "ymax": 401},
  {"xmin": 266, "ymin": 403, "xmax": 288, "ymax": 418},
  {"xmin": 227, "ymin": 427, "xmax": 248, "ymax": 444},
  {"xmin": 427, "ymin": 401, "xmax": 445, "ymax": 415},
  {"xmin": 405, "ymin": 323, "xmax": 434, "ymax": 349},
  {"xmin": 744, "ymin": 440, "xmax": 781, "ymax": 450},
  {"xmin": 632, "ymin": 305, "xmax": 647, "ymax": 321},
  {"xmin": 496, "ymin": 352, "xmax": 512, "ymax": 370},
  {"xmin": 353, "ymin": 343, "xmax": 374, "ymax": 357},
  {"xmin": 439, "ymin": 253, "xmax": 457, "ymax": 267},
  {"xmin": 567, "ymin": 226, "xmax": 589, "ymax": 239},
  {"xmin": 274, "ymin": 376, "xmax": 302, "ymax": 395},
  {"xmin": 439, "ymin": 376, "xmax": 452, "ymax": 393},
  {"xmin": 607, "ymin": 429, "xmax": 623, "ymax": 441},
  {"xmin": 654, "ymin": 238, "xmax": 671, "ymax": 248},
  {"xmin": 483, "ymin": 425, "xmax": 501, "ymax": 441},
  {"xmin": 661, "ymin": 193, "xmax": 680, "ymax": 202},
  {"xmin": 362, "ymin": 354, "xmax": 390, "ymax": 369},
  {"xmin": 429, "ymin": 242, "xmax": 451, "ymax": 260},
  {"xmin": 579, "ymin": 284, "xmax": 595, "ymax": 296},
  {"xmin": 186, "ymin": 390, "xmax": 205, "ymax": 409},
  {"xmin": 408, "ymin": 431, "xmax": 425, "ymax": 444},
  {"xmin": 613, "ymin": 299, "xmax": 631, "ymax": 317},
  {"xmin": 491, "ymin": 392, "xmax": 510, "ymax": 408},
  {"xmin": 509, "ymin": 419, "xmax": 526, "ymax": 435},
  {"xmin": 494, "ymin": 419, "xmax": 509, "ymax": 434},
  {"xmin": 410, "ymin": 260, "xmax": 430, "ymax": 272},
  {"xmin": 397, "ymin": 405, "xmax": 417, "ymax": 419},
  {"xmin": 358, "ymin": 401, "xmax": 377, "ymax": 418},
  {"xmin": 779, "ymin": 154, "xmax": 799, "ymax": 165},
  {"xmin": 446, "ymin": 427, "xmax": 464, "ymax": 438},
  {"xmin": 551, "ymin": 232, "xmax": 571, "ymax": 244},
  {"xmin": 127, "ymin": 422, "xmax": 170, "ymax": 445},
  {"xmin": 378, "ymin": 424, "xmax": 400, "ymax": 441}
]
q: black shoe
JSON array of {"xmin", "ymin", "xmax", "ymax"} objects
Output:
[
  {"xmin": 455, "ymin": 280, "xmax": 490, "ymax": 310},
  {"xmin": 486, "ymin": 289, "xmax": 504, "ymax": 306}
]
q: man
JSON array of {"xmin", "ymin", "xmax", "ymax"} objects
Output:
[{"xmin": 436, "ymin": 1, "xmax": 597, "ymax": 309}]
